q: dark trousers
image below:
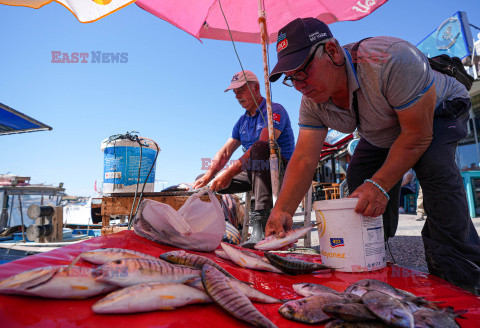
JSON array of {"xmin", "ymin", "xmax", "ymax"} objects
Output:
[
  {"xmin": 219, "ymin": 141, "xmax": 287, "ymax": 212},
  {"xmin": 347, "ymin": 98, "xmax": 480, "ymax": 290}
]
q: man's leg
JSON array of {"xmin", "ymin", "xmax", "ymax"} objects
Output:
[
  {"xmin": 413, "ymin": 99, "xmax": 480, "ymax": 293},
  {"xmin": 415, "ymin": 187, "xmax": 425, "ymax": 221},
  {"xmin": 346, "ymin": 138, "xmax": 402, "ymax": 239},
  {"xmin": 243, "ymin": 140, "xmax": 287, "ymax": 247}
]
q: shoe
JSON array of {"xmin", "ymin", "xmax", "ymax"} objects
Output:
[
  {"xmin": 415, "ymin": 214, "xmax": 425, "ymax": 221},
  {"xmin": 241, "ymin": 209, "xmax": 270, "ymax": 249}
]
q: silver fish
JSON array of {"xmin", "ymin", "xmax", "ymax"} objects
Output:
[
  {"xmin": 278, "ymin": 292, "xmax": 355, "ymax": 324},
  {"xmin": 344, "ymin": 279, "xmax": 432, "ymax": 308},
  {"xmin": 94, "ymin": 258, "xmax": 200, "ymax": 287},
  {"xmin": 221, "ymin": 242, "xmax": 283, "ymax": 273},
  {"xmin": 185, "ymin": 277, "xmax": 282, "ymax": 304},
  {"xmin": 160, "ymin": 250, "xmax": 238, "ymax": 280},
  {"xmin": 255, "ymin": 223, "xmax": 319, "ymax": 251},
  {"xmin": 76, "ymin": 248, "xmax": 163, "ymax": 265},
  {"xmin": 323, "ymin": 302, "xmax": 377, "ymax": 321},
  {"xmin": 413, "ymin": 307, "xmax": 461, "ymax": 328},
  {"xmin": 201, "ymin": 264, "xmax": 277, "ymax": 328},
  {"xmin": 92, "ymin": 283, "xmax": 212, "ymax": 313},
  {"xmin": 215, "ymin": 248, "xmax": 269, "ymax": 262},
  {"xmin": 362, "ymin": 290, "xmax": 414, "ymax": 328},
  {"xmin": 0, "ymin": 265, "xmax": 116, "ymax": 299},
  {"xmin": 293, "ymin": 282, "xmax": 340, "ymax": 297}
]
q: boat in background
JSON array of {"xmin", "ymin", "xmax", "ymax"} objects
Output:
[{"xmin": 0, "ymin": 174, "xmax": 98, "ymax": 263}]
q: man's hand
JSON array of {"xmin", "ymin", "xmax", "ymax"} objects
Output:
[
  {"xmin": 349, "ymin": 182, "xmax": 388, "ymax": 217},
  {"xmin": 209, "ymin": 170, "xmax": 233, "ymax": 192},
  {"xmin": 193, "ymin": 174, "xmax": 212, "ymax": 190},
  {"xmin": 265, "ymin": 209, "xmax": 293, "ymax": 238}
]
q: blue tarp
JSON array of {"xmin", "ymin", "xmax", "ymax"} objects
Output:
[{"xmin": 0, "ymin": 102, "xmax": 52, "ymax": 136}]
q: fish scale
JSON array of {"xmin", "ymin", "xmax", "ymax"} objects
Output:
[{"xmin": 201, "ymin": 264, "xmax": 278, "ymax": 328}]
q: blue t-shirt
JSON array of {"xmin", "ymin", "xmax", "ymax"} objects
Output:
[{"xmin": 232, "ymin": 98, "xmax": 295, "ymax": 160}]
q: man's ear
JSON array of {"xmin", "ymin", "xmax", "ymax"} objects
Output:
[{"xmin": 324, "ymin": 41, "xmax": 342, "ymax": 64}]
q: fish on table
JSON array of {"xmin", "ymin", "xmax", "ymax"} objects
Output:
[
  {"xmin": 201, "ymin": 264, "xmax": 278, "ymax": 328},
  {"xmin": 254, "ymin": 223, "xmax": 319, "ymax": 251},
  {"xmin": 0, "ymin": 265, "xmax": 117, "ymax": 299},
  {"xmin": 264, "ymin": 251, "xmax": 333, "ymax": 275},
  {"xmin": 94, "ymin": 258, "xmax": 200, "ymax": 287},
  {"xmin": 361, "ymin": 290, "xmax": 414, "ymax": 328},
  {"xmin": 185, "ymin": 276, "xmax": 284, "ymax": 304},
  {"xmin": 293, "ymin": 282, "xmax": 342, "ymax": 297},
  {"xmin": 220, "ymin": 242, "xmax": 283, "ymax": 273},
  {"xmin": 278, "ymin": 292, "xmax": 356, "ymax": 324},
  {"xmin": 92, "ymin": 282, "xmax": 212, "ymax": 314},
  {"xmin": 73, "ymin": 248, "xmax": 164, "ymax": 265},
  {"xmin": 160, "ymin": 250, "xmax": 238, "ymax": 280}
]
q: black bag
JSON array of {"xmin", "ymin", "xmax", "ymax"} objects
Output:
[{"xmin": 428, "ymin": 54, "xmax": 474, "ymax": 91}]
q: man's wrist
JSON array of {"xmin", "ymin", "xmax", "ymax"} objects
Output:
[{"xmin": 364, "ymin": 179, "xmax": 390, "ymax": 201}]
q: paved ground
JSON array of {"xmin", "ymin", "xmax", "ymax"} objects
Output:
[{"xmin": 294, "ymin": 212, "xmax": 480, "ymax": 274}]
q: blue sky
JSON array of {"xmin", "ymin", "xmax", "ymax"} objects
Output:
[{"xmin": 0, "ymin": 0, "xmax": 479, "ymax": 196}]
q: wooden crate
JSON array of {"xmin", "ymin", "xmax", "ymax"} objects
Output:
[{"xmin": 101, "ymin": 191, "xmax": 220, "ymax": 232}]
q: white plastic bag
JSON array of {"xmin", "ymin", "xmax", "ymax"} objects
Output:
[{"xmin": 133, "ymin": 188, "xmax": 226, "ymax": 251}]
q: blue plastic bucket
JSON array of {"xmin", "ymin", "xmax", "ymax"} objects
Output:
[{"xmin": 101, "ymin": 137, "xmax": 159, "ymax": 194}]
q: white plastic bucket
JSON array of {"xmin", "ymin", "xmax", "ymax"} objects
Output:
[
  {"xmin": 313, "ymin": 198, "xmax": 386, "ymax": 272},
  {"xmin": 100, "ymin": 137, "xmax": 159, "ymax": 194}
]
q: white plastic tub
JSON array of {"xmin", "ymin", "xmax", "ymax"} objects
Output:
[{"xmin": 313, "ymin": 198, "xmax": 386, "ymax": 272}]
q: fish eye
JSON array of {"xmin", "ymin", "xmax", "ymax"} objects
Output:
[{"xmin": 114, "ymin": 260, "xmax": 122, "ymax": 264}]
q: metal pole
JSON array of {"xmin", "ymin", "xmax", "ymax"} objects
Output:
[
  {"xmin": 258, "ymin": 0, "xmax": 280, "ymax": 199},
  {"xmin": 17, "ymin": 194, "xmax": 26, "ymax": 242}
]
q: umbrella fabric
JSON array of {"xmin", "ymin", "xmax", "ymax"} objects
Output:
[
  {"xmin": 0, "ymin": 102, "xmax": 51, "ymax": 136},
  {"xmin": 0, "ymin": 0, "xmax": 135, "ymax": 23},
  {"xmin": 136, "ymin": 0, "xmax": 389, "ymax": 44}
]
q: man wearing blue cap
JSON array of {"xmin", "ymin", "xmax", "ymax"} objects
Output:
[{"xmin": 266, "ymin": 17, "xmax": 480, "ymax": 294}]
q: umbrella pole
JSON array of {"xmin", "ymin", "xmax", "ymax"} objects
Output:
[{"xmin": 258, "ymin": 1, "xmax": 280, "ymax": 200}]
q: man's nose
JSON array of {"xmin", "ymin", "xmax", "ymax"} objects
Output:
[{"xmin": 293, "ymin": 79, "xmax": 307, "ymax": 92}]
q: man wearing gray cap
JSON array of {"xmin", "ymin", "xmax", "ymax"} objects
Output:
[
  {"xmin": 194, "ymin": 70, "xmax": 295, "ymax": 246},
  {"xmin": 266, "ymin": 17, "xmax": 480, "ymax": 294}
]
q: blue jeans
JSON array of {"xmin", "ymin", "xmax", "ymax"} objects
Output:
[{"xmin": 347, "ymin": 97, "xmax": 480, "ymax": 292}]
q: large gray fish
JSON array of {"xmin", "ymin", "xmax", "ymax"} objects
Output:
[
  {"xmin": 92, "ymin": 283, "xmax": 212, "ymax": 314},
  {"xmin": 0, "ymin": 265, "xmax": 116, "ymax": 299},
  {"xmin": 326, "ymin": 320, "xmax": 389, "ymax": 328},
  {"xmin": 221, "ymin": 242, "xmax": 283, "ymax": 273},
  {"xmin": 264, "ymin": 252, "xmax": 332, "ymax": 275},
  {"xmin": 323, "ymin": 302, "xmax": 377, "ymax": 321},
  {"xmin": 160, "ymin": 250, "xmax": 238, "ymax": 280},
  {"xmin": 186, "ymin": 277, "xmax": 283, "ymax": 304},
  {"xmin": 201, "ymin": 264, "xmax": 277, "ymax": 328},
  {"xmin": 254, "ymin": 223, "xmax": 319, "ymax": 251},
  {"xmin": 75, "ymin": 248, "xmax": 163, "ymax": 265},
  {"xmin": 278, "ymin": 292, "xmax": 355, "ymax": 324},
  {"xmin": 413, "ymin": 307, "xmax": 461, "ymax": 328},
  {"xmin": 362, "ymin": 290, "xmax": 414, "ymax": 328},
  {"xmin": 344, "ymin": 279, "xmax": 431, "ymax": 307},
  {"xmin": 94, "ymin": 258, "xmax": 200, "ymax": 287}
]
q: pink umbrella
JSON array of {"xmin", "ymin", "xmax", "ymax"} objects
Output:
[{"xmin": 136, "ymin": 0, "xmax": 389, "ymax": 196}]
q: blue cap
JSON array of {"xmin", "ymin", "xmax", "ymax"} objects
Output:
[{"xmin": 269, "ymin": 18, "xmax": 333, "ymax": 82}]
